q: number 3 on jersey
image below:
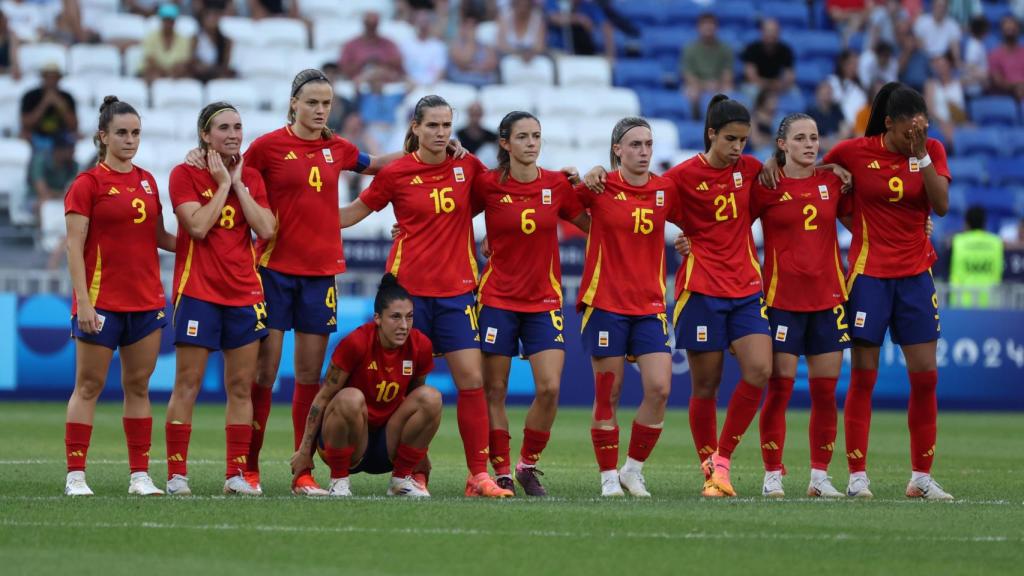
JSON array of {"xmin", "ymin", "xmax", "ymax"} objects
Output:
[{"xmin": 308, "ymin": 166, "xmax": 323, "ymax": 192}]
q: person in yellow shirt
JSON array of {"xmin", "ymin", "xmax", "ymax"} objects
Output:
[
  {"xmin": 139, "ymin": 3, "xmax": 192, "ymax": 82},
  {"xmin": 949, "ymin": 206, "xmax": 1005, "ymax": 308}
]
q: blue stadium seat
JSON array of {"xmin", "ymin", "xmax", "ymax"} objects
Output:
[
  {"xmin": 987, "ymin": 159, "xmax": 1024, "ymax": 187},
  {"xmin": 640, "ymin": 88, "xmax": 690, "ymax": 121},
  {"xmin": 947, "ymin": 157, "xmax": 987, "ymax": 187},
  {"xmin": 761, "ymin": 2, "xmax": 810, "ymax": 29},
  {"xmin": 1007, "ymin": 129, "xmax": 1024, "ymax": 157},
  {"xmin": 642, "ymin": 27, "xmax": 695, "ymax": 58},
  {"xmin": 776, "ymin": 90, "xmax": 806, "ymax": 115},
  {"xmin": 713, "ymin": 1, "xmax": 757, "ymax": 28},
  {"xmin": 795, "ymin": 59, "xmax": 830, "ymax": 92},
  {"xmin": 972, "ymin": 186, "xmax": 1022, "ymax": 218},
  {"xmin": 969, "ymin": 96, "xmax": 1019, "ymax": 126},
  {"xmin": 612, "ymin": 1, "xmax": 661, "ymax": 26},
  {"xmin": 676, "ymin": 120, "xmax": 707, "ymax": 150},
  {"xmin": 983, "ymin": 2, "xmax": 1011, "ymax": 25},
  {"xmin": 660, "ymin": 1, "xmax": 703, "ymax": 26},
  {"xmin": 614, "ymin": 59, "xmax": 666, "ymax": 89},
  {"xmin": 954, "ymin": 127, "xmax": 1001, "ymax": 158},
  {"xmin": 947, "ymin": 184, "xmax": 969, "ymax": 215},
  {"xmin": 788, "ymin": 30, "xmax": 843, "ymax": 61}
]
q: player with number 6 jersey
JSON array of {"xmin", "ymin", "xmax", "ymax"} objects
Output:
[
  {"xmin": 164, "ymin": 102, "xmax": 277, "ymax": 496},
  {"xmin": 822, "ymin": 82, "xmax": 953, "ymax": 500},
  {"xmin": 341, "ymin": 95, "xmax": 511, "ymax": 498},
  {"xmin": 578, "ymin": 117, "xmax": 680, "ymax": 498},
  {"xmin": 473, "ymin": 111, "xmax": 589, "ymax": 496},
  {"xmin": 63, "ymin": 96, "xmax": 177, "ymax": 497}
]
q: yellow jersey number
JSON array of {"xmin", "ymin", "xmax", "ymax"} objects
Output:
[
  {"xmin": 714, "ymin": 193, "xmax": 738, "ymax": 221},
  {"xmin": 430, "ymin": 187, "xmax": 455, "ymax": 214},
  {"xmin": 888, "ymin": 176, "xmax": 904, "ymax": 203},
  {"xmin": 521, "ymin": 209, "xmax": 537, "ymax": 234},
  {"xmin": 375, "ymin": 380, "xmax": 400, "ymax": 403},
  {"xmin": 632, "ymin": 207, "xmax": 654, "ymax": 235},
  {"xmin": 309, "ymin": 166, "xmax": 323, "ymax": 193},
  {"xmin": 325, "ymin": 286, "xmax": 336, "ymax": 310},
  {"xmin": 803, "ymin": 204, "xmax": 818, "ymax": 231},
  {"xmin": 219, "ymin": 206, "xmax": 236, "ymax": 229},
  {"xmin": 833, "ymin": 305, "xmax": 848, "ymax": 330},
  {"xmin": 131, "ymin": 198, "xmax": 147, "ymax": 224}
]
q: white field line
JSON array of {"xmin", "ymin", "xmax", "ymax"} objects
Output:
[{"xmin": 0, "ymin": 518, "xmax": 1018, "ymax": 544}]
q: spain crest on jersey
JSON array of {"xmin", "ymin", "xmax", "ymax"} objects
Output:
[
  {"xmin": 141, "ymin": 180, "xmax": 153, "ymax": 195},
  {"xmin": 454, "ymin": 166, "xmax": 465, "ymax": 182},
  {"xmin": 732, "ymin": 171, "xmax": 743, "ymax": 188},
  {"xmin": 818, "ymin": 184, "xmax": 829, "ymax": 200},
  {"xmin": 322, "ymin": 148, "xmax": 334, "ymax": 164},
  {"xmin": 402, "ymin": 360, "xmax": 413, "ymax": 376},
  {"xmin": 656, "ymin": 190, "xmax": 665, "ymax": 206},
  {"xmin": 542, "ymin": 188, "xmax": 552, "ymax": 205}
]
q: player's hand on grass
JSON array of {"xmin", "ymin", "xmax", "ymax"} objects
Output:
[
  {"xmin": 290, "ymin": 450, "xmax": 313, "ymax": 479},
  {"xmin": 185, "ymin": 147, "xmax": 206, "ymax": 169},
  {"xmin": 583, "ymin": 165, "xmax": 607, "ymax": 192},
  {"xmin": 674, "ymin": 232, "xmax": 691, "ymax": 256}
]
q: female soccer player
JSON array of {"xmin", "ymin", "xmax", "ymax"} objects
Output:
[
  {"xmin": 577, "ymin": 117, "xmax": 679, "ymax": 497},
  {"xmin": 63, "ymin": 96, "xmax": 176, "ymax": 496},
  {"xmin": 291, "ymin": 274, "xmax": 441, "ymax": 497},
  {"xmin": 340, "ymin": 95, "xmax": 512, "ymax": 498},
  {"xmin": 474, "ymin": 111, "xmax": 589, "ymax": 496},
  {"xmin": 822, "ymin": 82, "xmax": 953, "ymax": 500},
  {"xmin": 749, "ymin": 113, "xmax": 850, "ymax": 499},
  {"xmin": 163, "ymin": 102, "xmax": 277, "ymax": 496}
]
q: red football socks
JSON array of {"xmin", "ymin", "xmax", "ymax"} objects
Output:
[
  {"xmin": 590, "ymin": 427, "xmax": 619, "ymax": 471},
  {"xmin": 248, "ymin": 382, "xmax": 272, "ymax": 472},
  {"xmin": 457, "ymin": 388, "xmax": 490, "ymax": 475},
  {"xmin": 392, "ymin": 444, "xmax": 428, "ymax": 479},
  {"xmin": 844, "ymin": 369, "xmax": 877, "ymax": 473},
  {"xmin": 122, "ymin": 417, "xmax": 152, "ymax": 474},
  {"xmin": 759, "ymin": 377, "xmax": 794, "ymax": 472},
  {"xmin": 717, "ymin": 380, "xmax": 764, "ymax": 460},
  {"xmin": 292, "ymin": 381, "xmax": 320, "ymax": 451},
  {"xmin": 520, "ymin": 427, "xmax": 551, "ymax": 466},
  {"xmin": 908, "ymin": 370, "xmax": 938, "ymax": 473},
  {"xmin": 808, "ymin": 377, "xmax": 838, "ymax": 470},
  {"xmin": 225, "ymin": 424, "xmax": 252, "ymax": 479},
  {"xmin": 627, "ymin": 421, "xmax": 662, "ymax": 462},
  {"xmin": 323, "ymin": 444, "xmax": 355, "ymax": 479},
  {"xmin": 488, "ymin": 429, "xmax": 512, "ymax": 475},
  {"xmin": 165, "ymin": 421, "xmax": 192, "ymax": 479},
  {"xmin": 65, "ymin": 422, "xmax": 92, "ymax": 472},
  {"xmin": 688, "ymin": 396, "xmax": 718, "ymax": 462}
]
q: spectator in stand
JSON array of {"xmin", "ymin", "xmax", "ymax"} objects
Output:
[
  {"xmin": 139, "ymin": 3, "xmax": 193, "ymax": 82},
  {"xmin": 925, "ymin": 52, "xmax": 967, "ymax": 149},
  {"xmin": 0, "ymin": 10, "xmax": 20, "ymax": 79},
  {"xmin": 749, "ymin": 88, "xmax": 779, "ymax": 158},
  {"xmin": 865, "ymin": 0, "xmax": 908, "ymax": 47},
  {"xmin": 357, "ymin": 68, "xmax": 403, "ymax": 150},
  {"xmin": 946, "ymin": 0, "xmax": 981, "ymax": 26},
  {"xmin": 29, "ymin": 131, "xmax": 77, "ymax": 222},
  {"xmin": 455, "ymin": 101, "xmax": 497, "ymax": 156},
  {"xmin": 828, "ymin": 49, "xmax": 868, "ymax": 125},
  {"xmin": 447, "ymin": 13, "xmax": 499, "ymax": 88},
  {"xmin": 962, "ymin": 16, "xmax": 988, "ymax": 97},
  {"xmin": 20, "ymin": 62, "xmax": 76, "ymax": 151},
  {"xmin": 913, "ymin": 0, "xmax": 962, "ymax": 65},
  {"xmin": 989, "ymin": 16, "xmax": 1024, "ymax": 101},
  {"xmin": 322, "ymin": 62, "xmax": 357, "ymax": 134},
  {"xmin": 1, "ymin": 0, "xmax": 80, "ymax": 43},
  {"xmin": 740, "ymin": 18, "xmax": 796, "ymax": 100},
  {"xmin": 859, "ymin": 40, "xmax": 898, "ymax": 89},
  {"xmin": 338, "ymin": 113, "xmax": 378, "ymax": 200},
  {"xmin": 827, "ymin": 0, "xmax": 869, "ymax": 46},
  {"xmin": 123, "ymin": 0, "xmax": 162, "ymax": 17},
  {"xmin": 401, "ymin": 9, "xmax": 448, "ymax": 86},
  {"xmin": 497, "ymin": 0, "xmax": 546, "ymax": 61},
  {"xmin": 806, "ymin": 79, "xmax": 852, "ymax": 151},
  {"xmin": 339, "ymin": 11, "xmax": 405, "ymax": 84},
  {"xmin": 1005, "ymin": 217, "xmax": 1024, "ymax": 248},
  {"xmin": 247, "ymin": 0, "xmax": 298, "ymax": 19},
  {"xmin": 949, "ymin": 206, "xmax": 1004, "ymax": 308},
  {"xmin": 680, "ymin": 13, "xmax": 734, "ymax": 119},
  {"xmin": 545, "ymin": 0, "xmax": 614, "ymax": 59},
  {"xmin": 896, "ymin": 18, "xmax": 930, "ymax": 92},
  {"xmin": 189, "ymin": 7, "xmax": 235, "ymax": 82}
]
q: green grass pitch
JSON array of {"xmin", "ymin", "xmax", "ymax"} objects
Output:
[{"xmin": 1, "ymin": 402, "xmax": 1022, "ymax": 575}]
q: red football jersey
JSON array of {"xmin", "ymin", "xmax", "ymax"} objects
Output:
[
  {"xmin": 169, "ymin": 163, "xmax": 270, "ymax": 307},
  {"xmin": 576, "ymin": 170, "xmax": 679, "ymax": 316},
  {"xmin": 330, "ymin": 322, "xmax": 435, "ymax": 427},
  {"xmin": 823, "ymin": 136, "xmax": 950, "ymax": 280},
  {"xmin": 475, "ymin": 168, "xmax": 584, "ymax": 312},
  {"xmin": 245, "ymin": 126, "xmax": 367, "ymax": 276},
  {"xmin": 359, "ymin": 152, "xmax": 488, "ymax": 297},
  {"xmin": 64, "ymin": 163, "xmax": 165, "ymax": 314},
  {"xmin": 665, "ymin": 154, "xmax": 764, "ymax": 300},
  {"xmin": 750, "ymin": 170, "xmax": 849, "ymax": 312}
]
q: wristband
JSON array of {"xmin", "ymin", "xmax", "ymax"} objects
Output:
[{"xmin": 916, "ymin": 153, "xmax": 932, "ymax": 169}]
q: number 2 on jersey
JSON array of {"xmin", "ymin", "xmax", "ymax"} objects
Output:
[
  {"xmin": 308, "ymin": 166, "xmax": 323, "ymax": 192},
  {"xmin": 803, "ymin": 204, "xmax": 818, "ymax": 230},
  {"xmin": 714, "ymin": 193, "xmax": 737, "ymax": 221}
]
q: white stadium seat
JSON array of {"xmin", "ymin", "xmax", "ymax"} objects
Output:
[
  {"xmin": 313, "ymin": 18, "xmax": 362, "ymax": 51},
  {"xmin": 475, "ymin": 21, "xmax": 498, "ymax": 47},
  {"xmin": 144, "ymin": 15, "xmax": 199, "ymax": 38},
  {"xmin": 379, "ymin": 20, "xmax": 415, "ymax": 46},
  {"xmin": 479, "ymin": 84, "xmax": 536, "ymax": 116},
  {"xmin": 74, "ymin": 138, "xmax": 98, "ymax": 168},
  {"xmin": 500, "ymin": 55, "xmax": 555, "ymax": 86},
  {"xmin": 154, "ymin": 140, "xmax": 195, "ymax": 172},
  {"xmin": 60, "ymin": 76, "xmax": 95, "ymax": 108},
  {"xmin": 218, "ymin": 16, "xmax": 255, "ymax": 43},
  {"xmin": 533, "ymin": 117, "xmax": 574, "ymax": 148},
  {"xmin": 96, "ymin": 77, "xmax": 150, "ymax": 109},
  {"xmin": 254, "ymin": 18, "xmax": 309, "ymax": 49},
  {"xmin": 589, "ymin": 88, "xmax": 641, "ymax": 117},
  {"xmin": 18, "ymin": 43, "xmax": 68, "ymax": 75},
  {"xmin": 68, "ymin": 44, "xmax": 121, "ymax": 78},
  {"xmin": 151, "ymin": 79, "xmax": 204, "ymax": 111},
  {"xmin": 39, "ymin": 200, "xmax": 67, "ymax": 253},
  {"xmin": 573, "ymin": 120, "xmax": 616, "ymax": 149},
  {"xmin": 535, "ymin": 87, "xmax": 592, "ymax": 118},
  {"xmin": 298, "ymin": 0, "xmax": 351, "ymax": 19},
  {"xmin": 99, "ymin": 13, "xmax": 148, "ymax": 43},
  {"xmin": 123, "ymin": 44, "xmax": 143, "ymax": 76},
  {"xmin": 138, "ymin": 109, "xmax": 179, "ymax": 140},
  {"xmin": 242, "ymin": 111, "xmax": 287, "ymax": 147},
  {"xmin": 205, "ymin": 78, "xmax": 262, "ymax": 113},
  {"xmin": 557, "ymin": 55, "xmax": 611, "ymax": 88},
  {"xmin": 647, "ymin": 117, "xmax": 681, "ymax": 163},
  {"xmin": 0, "ymin": 138, "xmax": 33, "ymax": 224},
  {"xmin": 233, "ymin": 47, "xmax": 290, "ymax": 81},
  {"xmin": 329, "ymin": 0, "xmax": 394, "ymax": 19}
]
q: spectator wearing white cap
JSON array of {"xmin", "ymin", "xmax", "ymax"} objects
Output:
[{"xmin": 20, "ymin": 61, "xmax": 77, "ymax": 150}]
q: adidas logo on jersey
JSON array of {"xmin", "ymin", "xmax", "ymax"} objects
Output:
[
  {"xmin": 327, "ymin": 317, "xmax": 337, "ymax": 326},
  {"xmin": 156, "ymin": 311, "xmax": 166, "ymax": 320},
  {"xmin": 554, "ymin": 334, "xmax": 564, "ymax": 343},
  {"xmin": 255, "ymin": 321, "xmax": 265, "ymax": 331},
  {"xmin": 410, "ymin": 175, "xmax": 424, "ymax": 185},
  {"xmin": 614, "ymin": 192, "xmax": 627, "ymax": 201},
  {"xmin": 202, "ymin": 188, "xmax": 213, "ymax": 198},
  {"xmin": 284, "ymin": 151, "xmax": 298, "ymax": 160},
  {"xmin": 107, "ymin": 187, "xmax": 120, "ymax": 195},
  {"xmin": 867, "ymin": 160, "xmax": 880, "ymax": 169},
  {"xmin": 780, "ymin": 192, "xmax": 793, "ymax": 201},
  {"xmin": 368, "ymin": 361, "xmax": 378, "ymax": 371},
  {"xmin": 500, "ymin": 194, "xmax": 513, "ymax": 204},
  {"xmin": 839, "ymin": 333, "xmax": 851, "ymax": 343},
  {"xmin": 697, "ymin": 181, "xmax": 709, "ymax": 191}
]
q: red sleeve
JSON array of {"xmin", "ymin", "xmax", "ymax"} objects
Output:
[
  {"xmin": 470, "ymin": 171, "xmax": 488, "ymax": 215},
  {"xmin": 169, "ymin": 165, "xmax": 200, "ymax": 209},
  {"xmin": 414, "ymin": 332, "xmax": 435, "ymax": 376},
  {"xmin": 926, "ymin": 138, "xmax": 951, "ymax": 182},
  {"xmin": 244, "ymin": 168, "xmax": 270, "ymax": 209},
  {"xmin": 574, "ymin": 182, "xmax": 595, "ymax": 208},
  {"xmin": 742, "ymin": 155, "xmax": 763, "ymax": 179},
  {"xmin": 331, "ymin": 330, "xmax": 368, "ymax": 374},
  {"xmin": 822, "ymin": 139, "xmax": 851, "ymax": 168},
  {"xmin": 359, "ymin": 169, "xmax": 394, "ymax": 211},
  {"xmin": 665, "ymin": 182, "xmax": 684, "ymax": 228},
  {"xmin": 838, "ymin": 191, "xmax": 854, "ymax": 217},
  {"xmin": 144, "ymin": 171, "xmax": 163, "ymax": 212},
  {"xmin": 558, "ymin": 178, "xmax": 585, "ymax": 220},
  {"xmin": 243, "ymin": 137, "xmax": 266, "ymax": 172},
  {"xmin": 749, "ymin": 181, "xmax": 768, "ymax": 220},
  {"xmin": 468, "ymin": 153, "xmax": 487, "ymax": 177},
  {"xmin": 64, "ymin": 172, "xmax": 98, "ymax": 217}
]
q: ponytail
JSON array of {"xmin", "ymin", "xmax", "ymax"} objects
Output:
[
  {"xmin": 374, "ymin": 273, "xmax": 412, "ymax": 314},
  {"xmin": 94, "ymin": 95, "xmax": 140, "ymax": 164},
  {"xmin": 864, "ymin": 82, "xmax": 927, "ymax": 137},
  {"xmin": 704, "ymin": 93, "xmax": 750, "ymax": 152}
]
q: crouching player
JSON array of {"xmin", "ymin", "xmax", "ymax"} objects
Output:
[{"xmin": 290, "ymin": 274, "xmax": 441, "ymax": 497}]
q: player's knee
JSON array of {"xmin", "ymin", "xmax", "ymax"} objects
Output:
[
  {"xmin": 644, "ymin": 379, "xmax": 671, "ymax": 406},
  {"xmin": 415, "ymin": 386, "xmax": 443, "ymax": 417},
  {"xmin": 223, "ymin": 377, "xmax": 251, "ymax": 404},
  {"xmin": 333, "ymin": 387, "xmax": 366, "ymax": 416},
  {"xmin": 485, "ymin": 380, "xmax": 508, "ymax": 405},
  {"xmin": 534, "ymin": 377, "xmax": 560, "ymax": 406},
  {"xmin": 74, "ymin": 372, "xmax": 106, "ymax": 401},
  {"xmin": 690, "ymin": 378, "xmax": 719, "ymax": 399},
  {"xmin": 744, "ymin": 362, "xmax": 772, "ymax": 388}
]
